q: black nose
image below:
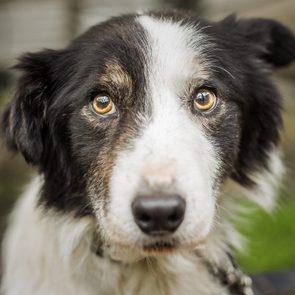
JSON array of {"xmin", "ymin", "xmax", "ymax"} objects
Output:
[{"xmin": 132, "ymin": 194, "xmax": 186, "ymax": 235}]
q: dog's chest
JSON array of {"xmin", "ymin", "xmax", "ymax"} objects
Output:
[{"xmin": 89, "ymin": 255, "xmax": 228, "ymax": 295}]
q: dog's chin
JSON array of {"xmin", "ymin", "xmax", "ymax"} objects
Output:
[{"xmin": 141, "ymin": 237, "xmax": 207, "ymax": 255}]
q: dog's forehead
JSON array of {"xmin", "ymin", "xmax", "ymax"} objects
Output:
[
  {"xmin": 138, "ymin": 15, "xmax": 208, "ymax": 69},
  {"xmin": 83, "ymin": 14, "xmax": 209, "ymax": 87}
]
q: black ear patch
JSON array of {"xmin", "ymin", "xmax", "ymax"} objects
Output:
[
  {"xmin": 206, "ymin": 15, "xmax": 293, "ymax": 202},
  {"xmin": 1, "ymin": 50, "xmax": 58, "ymax": 165},
  {"xmin": 235, "ymin": 17, "xmax": 295, "ymax": 67},
  {"xmin": 217, "ymin": 17, "xmax": 293, "ymax": 202}
]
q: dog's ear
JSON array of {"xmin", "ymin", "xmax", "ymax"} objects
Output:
[
  {"xmin": 232, "ymin": 17, "xmax": 295, "ymax": 67},
  {"xmin": 1, "ymin": 50, "xmax": 58, "ymax": 165},
  {"xmin": 223, "ymin": 17, "xmax": 294, "ymax": 208}
]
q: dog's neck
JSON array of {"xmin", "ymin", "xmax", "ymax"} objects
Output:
[
  {"xmin": 93, "ymin": 244, "xmax": 253, "ymax": 295},
  {"xmin": 91, "ymin": 223, "xmax": 253, "ymax": 295}
]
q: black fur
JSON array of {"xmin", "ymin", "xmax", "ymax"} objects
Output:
[
  {"xmin": 1, "ymin": 15, "xmax": 149, "ymax": 215},
  {"xmin": 1, "ymin": 12, "xmax": 294, "ymax": 214},
  {"xmin": 201, "ymin": 16, "xmax": 295, "ymax": 188}
]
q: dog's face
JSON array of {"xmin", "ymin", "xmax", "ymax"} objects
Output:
[{"xmin": 2, "ymin": 12, "xmax": 295, "ymax": 256}]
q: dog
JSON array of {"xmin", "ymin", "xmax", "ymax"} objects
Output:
[{"xmin": 1, "ymin": 10, "xmax": 295, "ymax": 295}]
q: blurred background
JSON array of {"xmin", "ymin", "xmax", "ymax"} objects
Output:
[{"xmin": 0, "ymin": 0, "xmax": 295, "ymax": 278}]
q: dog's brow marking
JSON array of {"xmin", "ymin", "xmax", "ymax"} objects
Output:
[{"xmin": 99, "ymin": 59, "xmax": 133, "ymax": 94}]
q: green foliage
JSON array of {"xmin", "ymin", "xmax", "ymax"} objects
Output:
[{"xmin": 236, "ymin": 199, "xmax": 295, "ymax": 273}]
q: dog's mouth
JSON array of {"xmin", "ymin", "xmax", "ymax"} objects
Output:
[
  {"xmin": 142, "ymin": 239, "xmax": 179, "ymax": 253},
  {"xmin": 106, "ymin": 235, "xmax": 207, "ymax": 257},
  {"xmin": 141, "ymin": 236, "xmax": 207, "ymax": 255}
]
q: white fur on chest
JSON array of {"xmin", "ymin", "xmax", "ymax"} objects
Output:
[{"xmin": 1, "ymin": 179, "xmax": 228, "ymax": 295}]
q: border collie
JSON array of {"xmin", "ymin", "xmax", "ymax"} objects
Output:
[{"xmin": 1, "ymin": 11, "xmax": 295, "ymax": 295}]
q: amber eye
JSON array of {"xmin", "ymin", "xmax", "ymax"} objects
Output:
[
  {"xmin": 193, "ymin": 89, "xmax": 217, "ymax": 112},
  {"xmin": 91, "ymin": 94, "xmax": 115, "ymax": 115}
]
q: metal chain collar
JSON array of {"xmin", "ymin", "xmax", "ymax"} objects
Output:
[{"xmin": 204, "ymin": 252, "xmax": 254, "ymax": 295}]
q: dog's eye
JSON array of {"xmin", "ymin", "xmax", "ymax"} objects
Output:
[
  {"xmin": 91, "ymin": 94, "xmax": 116, "ymax": 115},
  {"xmin": 193, "ymin": 89, "xmax": 217, "ymax": 112}
]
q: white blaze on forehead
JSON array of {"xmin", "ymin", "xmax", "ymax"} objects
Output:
[
  {"xmin": 138, "ymin": 15, "xmax": 209, "ymax": 90},
  {"xmin": 105, "ymin": 16, "xmax": 219, "ymax": 247}
]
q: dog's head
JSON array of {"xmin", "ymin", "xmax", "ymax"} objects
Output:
[{"xmin": 2, "ymin": 12, "xmax": 295, "ymax": 257}]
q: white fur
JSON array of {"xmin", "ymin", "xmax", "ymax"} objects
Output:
[
  {"xmin": 1, "ymin": 179, "xmax": 120, "ymax": 295},
  {"xmin": 245, "ymin": 148, "xmax": 284, "ymax": 210}
]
